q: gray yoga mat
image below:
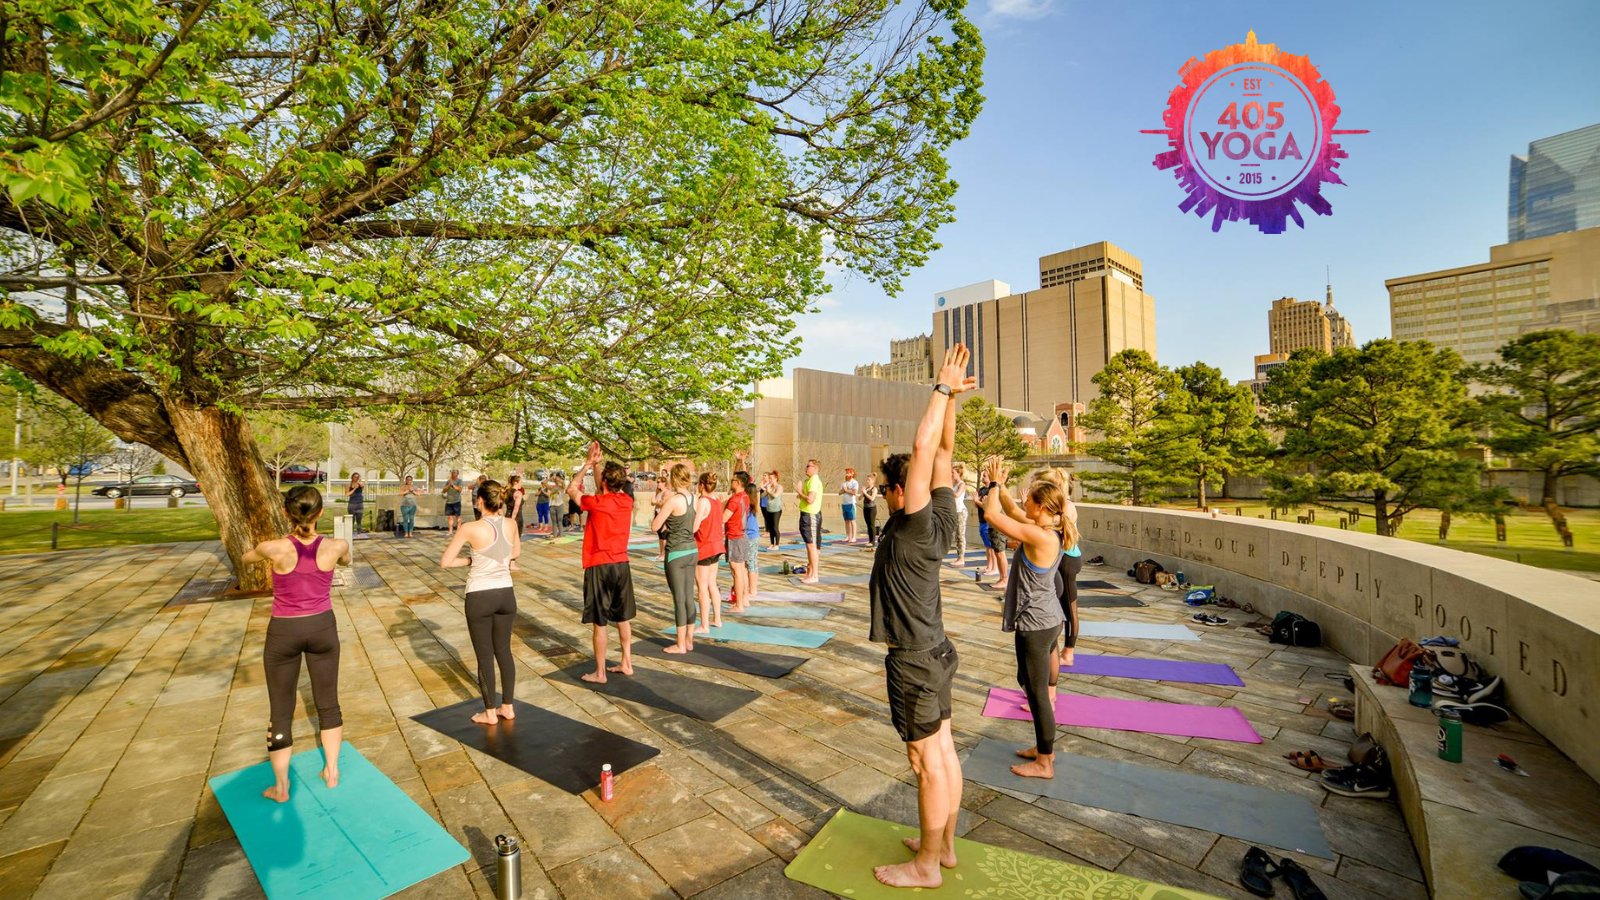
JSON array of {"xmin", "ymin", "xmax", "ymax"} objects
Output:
[
  {"xmin": 1077, "ymin": 593, "xmax": 1146, "ymax": 609},
  {"xmin": 963, "ymin": 738, "xmax": 1332, "ymax": 858},
  {"xmin": 630, "ymin": 637, "xmax": 806, "ymax": 678},
  {"xmin": 1078, "ymin": 621, "xmax": 1199, "ymax": 641},
  {"xmin": 791, "ymin": 573, "xmax": 870, "ymax": 586},
  {"xmin": 545, "ymin": 663, "xmax": 759, "ymax": 722}
]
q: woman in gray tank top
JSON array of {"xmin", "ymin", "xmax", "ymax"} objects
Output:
[
  {"xmin": 981, "ymin": 463, "xmax": 1066, "ymax": 780},
  {"xmin": 649, "ymin": 463, "xmax": 700, "ymax": 654}
]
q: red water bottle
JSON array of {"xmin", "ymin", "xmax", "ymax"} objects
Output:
[{"xmin": 600, "ymin": 763, "xmax": 614, "ymax": 802}]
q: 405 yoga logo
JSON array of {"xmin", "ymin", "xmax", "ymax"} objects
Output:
[{"xmin": 1144, "ymin": 30, "xmax": 1367, "ymax": 234}]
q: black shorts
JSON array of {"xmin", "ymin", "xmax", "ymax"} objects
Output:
[
  {"xmin": 885, "ymin": 639, "xmax": 958, "ymax": 743},
  {"xmin": 582, "ymin": 562, "xmax": 636, "ymax": 625},
  {"xmin": 697, "ymin": 553, "xmax": 722, "ymax": 567},
  {"xmin": 798, "ymin": 512, "xmax": 821, "ymax": 546},
  {"xmin": 991, "ymin": 529, "xmax": 1011, "ymax": 553},
  {"xmin": 445, "ymin": 502, "xmax": 462, "ymax": 517}
]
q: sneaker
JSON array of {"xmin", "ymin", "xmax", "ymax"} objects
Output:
[
  {"xmin": 1434, "ymin": 673, "xmax": 1504, "ymax": 704},
  {"xmin": 1435, "ymin": 700, "xmax": 1510, "ymax": 726},
  {"xmin": 1086, "ymin": 555, "xmax": 1105, "ymax": 566},
  {"xmin": 1191, "ymin": 613, "xmax": 1229, "ymax": 627},
  {"xmin": 1320, "ymin": 764, "xmax": 1392, "ymax": 799}
]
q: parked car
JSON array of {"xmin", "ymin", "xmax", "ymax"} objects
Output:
[
  {"xmin": 92, "ymin": 474, "xmax": 202, "ymax": 499},
  {"xmin": 271, "ymin": 464, "xmax": 326, "ymax": 484}
]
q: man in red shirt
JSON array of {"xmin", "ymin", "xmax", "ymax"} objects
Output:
[{"xmin": 568, "ymin": 442, "xmax": 636, "ymax": 684}]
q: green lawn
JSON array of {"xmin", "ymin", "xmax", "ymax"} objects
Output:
[
  {"xmin": 0, "ymin": 507, "xmax": 335, "ymax": 555},
  {"xmin": 1164, "ymin": 501, "xmax": 1600, "ymax": 573}
]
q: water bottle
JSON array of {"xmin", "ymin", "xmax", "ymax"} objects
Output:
[
  {"xmin": 1436, "ymin": 708, "xmax": 1463, "ymax": 763},
  {"xmin": 1408, "ymin": 665, "xmax": 1434, "ymax": 708},
  {"xmin": 601, "ymin": 763, "xmax": 615, "ymax": 802},
  {"xmin": 494, "ymin": 834, "xmax": 521, "ymax": 900}
]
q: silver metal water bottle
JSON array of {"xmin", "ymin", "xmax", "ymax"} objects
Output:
[{"xmin": 494, "ymin": 834, "xmax": 521, "ymax": 900}]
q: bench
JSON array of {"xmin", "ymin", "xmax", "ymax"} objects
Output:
[{"xmin": 1352, "ymin": 666, "xmax": 1600, "ymax": 896}]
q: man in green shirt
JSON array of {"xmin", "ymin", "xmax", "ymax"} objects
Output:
[{"xmin": 795, "ymin": 459, "xmax": 824, "ymax": 584}]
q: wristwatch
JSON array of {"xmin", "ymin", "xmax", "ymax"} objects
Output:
[{"xmin": 933, "ymin": 383, "xmax": 952, "ymax": 396}]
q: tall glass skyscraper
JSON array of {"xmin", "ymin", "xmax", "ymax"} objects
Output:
[{"xmin": 1509, "ymin": 123, "xmax": 1600, "ymax": 241}]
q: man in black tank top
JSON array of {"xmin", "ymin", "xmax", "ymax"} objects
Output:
[{"xmin": 866, "ymin": 345, "xmax": 975, "ymax": 890}]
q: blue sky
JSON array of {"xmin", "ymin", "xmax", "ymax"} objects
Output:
[{"xmin": 788, "ymin": 0, "xmax": 1600, "ymax": 383}]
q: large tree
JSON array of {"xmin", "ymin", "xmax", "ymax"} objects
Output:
[
  {"xmin": 1262, "ymin": 340, "xmax": 1496, "ymax": 536},
  {"xmin": 1472, "ymin": 330, "xmax": 1600, "ymax": 548},
  {"xmin": 954, "ymin": 395, "xmax": 1029, "ymax": 480},
  {"xmin": 1166, "ymin": 361, "xmax": 1268, "ymax": 508},
  {"xmin": 0, "ymin": 0, "xmax": 983, "ymax": 586},
  {"xmin": 1078, "ymin": 349, "xmax": 1187, "ymax": 505}
]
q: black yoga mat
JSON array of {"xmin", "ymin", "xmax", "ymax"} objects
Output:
[
  {"xmin": 1077, "ymin": 579, "xmax": 1122, "ymax": 590},
  {"xmin": 412, "ymin": 700, "xmax": 659, "ymax": 795},
  {"xmin": 546, "ymin": 663, "xmax": 759, "ymax": 722},
  {"xmin": 630, "ymin": 636, "xmax": 807, "ymax": 678},
  {"xmin": 1077, "ymin": 593, "xmax": 1146, "ymax": 608}
]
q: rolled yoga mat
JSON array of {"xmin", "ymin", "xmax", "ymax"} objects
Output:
[
  {"xmin": 1077, "ymin": 620, "xmax": 1200, "ymax": 641},
  {"xmin": 1063, "ymin": 653, "xmax": 1244, "ymax": 686},
  {"xmin": 962, "ymin": 738, "xmax": 1332, "ymax": 858},
  {"xmin": 209, "ymin": 742, "xmax": 469, "ymax": 900},
  {"xmin": 631, "ymin": 636, "xmax": 806, "ymax": 678},
  {"xmin": 411, "ymin": 699, "xmax": 659, "ymax": 794},
  {"xmin": 784, "ymin": 808, "xmax": 1221, "ymax": 899},
  {"xmin": 982, "ymin": 686, "xmax": 1262, "ymax": 743},
  {"xmin": 546, "ymin": 663, "xmax": 759, "ymax": 721},
  {"xmin": 665, "ymin": 621, "xmax": 834, "ymax": 649}
]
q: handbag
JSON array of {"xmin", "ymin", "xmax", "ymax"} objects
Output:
[{"xmin": 1372, "ymin": 638, "xmax": 1431, "ymax": 687}]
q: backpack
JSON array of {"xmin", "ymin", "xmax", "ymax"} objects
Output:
[
  {"xmin": 1183, "ymin": 585, "xmax": 1216, "ymax": 606},
  {"xmin": 1269, "ymin": 611, "xmax": 1321, "ymax": 647},
  {"xmin": 1130, "ymin": 559, "xmax": 1165, "ymax": 584}
]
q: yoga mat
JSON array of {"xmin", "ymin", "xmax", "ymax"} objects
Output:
[
  {"xmin": 789, "ymin": 573, "xmax": 869, "ymax": 586},
  {"xmin": 982, "ymin": 687, "xmax": 1262, "ymax": 743},
  {"xmin": 209, "ymin": 742, "xmax": 469, "ymax": 900},
  {"xmin": 1079, "ymin": 579, "xmax": 1122, "ymax": 590},
  {"xmin": 665, "ymin": 621, "xmax": 834, "ymax": 649},
  {"xmin": 727, "ymin": 590, "xmax": 845, "ymax": 603},
  {"xmin": 1063, "ymin": 653, "xmax": 1244, "ymax": 686},
  {"xmin": 546, "ymin": 663, "xmax": 759, "ymax": 721},
  {"xmin": 784, "ymin": 808, "xmax": 1221, "ymax": 900},
  {"xmin": 774, "ymin": 543, "xmax": 855, "ymax": 555},
  {"xmin": 411, "ymin": 700, "xmax": 659, "ymax": 794},
  {"xmin": 1078, "ymin": 621, "xmax": 1200, "ymax": 641},
  {"xmin": 963, "ymin": 738, "xmax": 1331, "ymax": 858},
  {"xmin": 631, "ymin": 637, "xmax": 806, "ymax": 678},
  {"xmin": 1078, "ymin": 593, "xmax": 1147, "ymax": 608},
  {"xmin": 729, "ymin": 604, "xmax": 831, "ymax": 620}
]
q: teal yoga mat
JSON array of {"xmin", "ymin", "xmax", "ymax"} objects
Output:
[
  {"xmin": 209, "ymin": 742, "xmax": 468, "ymax": 900},
  {"xmin": 666, "ymin": 621, "xmax": 834, "ymax": 649}
]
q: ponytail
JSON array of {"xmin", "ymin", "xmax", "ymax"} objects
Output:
[{"xmin": 283, "ymin": 485, "xmax": 323, "ymax": 539}]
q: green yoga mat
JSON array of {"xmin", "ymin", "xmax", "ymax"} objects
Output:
[
  {"xmin": 786, "ymin": 808, "xmax": 1222, "ymax": 899},
  {"xmin": 209, "ymin": 742, "xmax": 469, "ymax": 900},
  {"xmin": 666, "ymin": 621, "xmax": 834, "ymax": 649}
]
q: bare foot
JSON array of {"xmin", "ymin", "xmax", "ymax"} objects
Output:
[
  {"xmin": 1010, "ymin": 756, "xmax": 1055, "ymax": 779},
  {"xmin": 262, "ymin": 784, "xmax": 290, "ymax": 803},
  {"xmin": 663, "ymin": 644, "xmax": 689, "ymax": 654},
  {"xmin": 321, "ymin": 767, "xmax": 339, "ymax": 788},
  {"xmin": 1015, "ymin": 746, "xmax": 1038, "ymax": 760},
  {"xmin": 711, "ymin": 619, "xmax": 723, "ymax": 628},
  {"xmin": 471, "ymin": 709, "xmax": 499, "ymax": 725},
  {"xmin": 498, "ymin": 704, "xmax": 515, "ymax": 720},
  {"xmin": 607, "ymin": 661, "xmax": 634, "ymax": 675},
  {"xmin": 901, "ymin": 837, "xmax": 958, "ymax": 868},
  {"xmin": 874, "ymin": 858, "xmax": 943, "ymax": 888},
  {"xmin": 800, "ymin": 577, "xmax": 820, "ymax": 585},
  {"xmin": 695, "ymin": 625, "xmax": 711, "ymax": 635},
  {"xmin": 580, "ymin": 671, "xmax": 607, "ymax": 684}
]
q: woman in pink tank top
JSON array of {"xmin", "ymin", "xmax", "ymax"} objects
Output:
[{"xmin": 242, "ymin": 486, "xmax": 350, "ymax": 803}]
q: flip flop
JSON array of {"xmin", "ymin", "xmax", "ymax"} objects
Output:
[
  {"xmin": 1279, "ymin": 858, "xmax": 1329, "ymax": 900},
  {"xmin": 1239, "ymin": 846, "xmax": 1280, "ymax": 897},
  {"xmin": 1327, "ymin": 698, "xmax": 1355, "ymax": 721},
  {"xmin": 1283, "ymin": 750, "xmax": 1341, "ymax": 772}
]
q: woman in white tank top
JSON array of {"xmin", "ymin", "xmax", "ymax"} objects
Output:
[{"xmin": 441, "ymin": 479, "xmax": 521, "ymax": 725}]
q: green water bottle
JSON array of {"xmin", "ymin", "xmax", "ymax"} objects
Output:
[{"xmin": 1436, "ymin": 707, "xmax": 1463, "ymax": 763}]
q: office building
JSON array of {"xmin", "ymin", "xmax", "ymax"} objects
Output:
[
  {"xmin": 854, "ymin": 334, "xmax": 934, "ymax": 384},
  {"xmin": 1509, "ymin": 123, "xmax": 1600, "ymax": 242},
  {"xmin": 1386, "ymin": 226, "xmax": 1600, "ymax": 366},
  {"xmin": 929, "ymin": 243, "xmax": 1157, "ymax": 418},
  {"xmin": 1267, "ymin": 288, "xmax": 1354, "ymax": 357}
]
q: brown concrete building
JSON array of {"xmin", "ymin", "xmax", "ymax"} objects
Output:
[
  {"xmin": 1267, "ymin": 288, "xmax": 1354, "ymax": 356},
  {"xmin": 853, "ymin": 333, "xmax": 934, "ymax": 384},
  {"xmin": 1387, "ymin": 225, "xmax": 1600, "ymax": 366},
  {"xmin": 929, "ymin": 242, "xmax": 1157, "ymax": 419}
]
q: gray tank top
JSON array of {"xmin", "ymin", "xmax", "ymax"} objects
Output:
[
  {"xmin": 663, "ymin": 490, "xmax": 697, "ymax": 552},
  {"xmin": 466, "ymin": 516, "xmax": 514, "ymax": 592},
  {"xmin": 1003, "ymin": 543, "xmax": 1065, "ymax": 633}
]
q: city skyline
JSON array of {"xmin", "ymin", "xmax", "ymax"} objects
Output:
[{"xmin": 785, "ymin": 1, "xmax": 1600, "ymax": 384}]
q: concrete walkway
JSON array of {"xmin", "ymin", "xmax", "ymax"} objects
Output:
[{"xmin": 0, "ymin": 533, "xmax": 1426, "ymax": 899}]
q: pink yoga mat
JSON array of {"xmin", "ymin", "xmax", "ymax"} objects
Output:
[{"xmin": 981, "ymin": 687, "xmax": 1262, "ymax": 744}]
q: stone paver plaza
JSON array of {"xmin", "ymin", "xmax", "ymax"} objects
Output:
[{"xmin": 0, "ymin": 529, "xmax": 1429, "ymax": 899}]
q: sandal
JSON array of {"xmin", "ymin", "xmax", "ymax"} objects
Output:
[
  {"xmin": 1282, "ymin": 750, "xmax": 1341, "ymax": 772},
  {"xmin": 1327, "ymin": 698, "xmax": 1355, "ymax": 721},
  {"xmin": 1239, "ymin": 846, "xmax": 1280, "ymax": 897},
  {"xmin": 1278, "ymin": 858, "xmax": 1328, "ymax": 900}
]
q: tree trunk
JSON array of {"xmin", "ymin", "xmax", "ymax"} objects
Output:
[
  {"xmin": 167, "ymin": 405, "xmax": 287, "ymax": 592},
  {"xmin": 1541, "ymin": 470, "xmax": 1574, "ymax": 548},
  {"xmin": 1196, "ymin": 473, "xmax": 1207, "ymax": 510},
  {"xmin": 1373, "ymin": 491, "xmax": 1389, "ymax": 537}
]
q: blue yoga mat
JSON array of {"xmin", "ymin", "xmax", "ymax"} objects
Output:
[
  {"xmin": 209, "ymin": 742, "xmax": 468, "ymax": 900},
  {"xmin": 730, "ymin": 604, "xmax": 830, "ymax": 620},
  {"xmin": 666, "ymin": 622, "xmax": 834, "ymax": 649}
]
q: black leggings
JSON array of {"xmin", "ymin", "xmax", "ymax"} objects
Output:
[
  {"xmin": 1015, "ymin": 624, "xmax": 1063, "ymax": 756},
  {"xmin": 665, "ymin": 552, "xmax": 698, "ymax": 626},
  {"xmin": 764, "ymin": 510, "xmax": 782, "ymax": 546},
  {"xmin": 1057, "ymin": 554, "xmax": 1083, "ymax": 651},
  {"xmin": 863, "ymin": 504, "xmax": 879, "ymax": 543},
  {"xmin": 466, "ymin": 587, "xmax": 517, "ymax": 709},
  {"xmin": 264, "ymin": 611, "xmax": 342, "ymax": 751}
]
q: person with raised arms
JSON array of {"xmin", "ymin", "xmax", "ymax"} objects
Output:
[
  {"xmin": 568, "ymin": 441, "xmax": 637, "ymax": 682},
  {"xmin": 997, "ymin": 467, "xmax": 1082, "ymax": 709},
  {"xmin": 867, "ymin": 344, "xmax": 975, "ymax": 889},
  {"xmin": 440, "ymin": 479, "xmax": 521, "ymax": 724},
  {"xmin": 982, "ymin": 460, "xmax": 1067, "ymax": 780},
  {"xmin": 692, "ymin": 472, "xmax": 726, "ymax": 632},
  {"xmin": 723, "ymin": 471, "xmax": 753, "ymax": 611},
  {"xmin": 244, "ymin": 486, "xmax": 351, "ymax": 803}
]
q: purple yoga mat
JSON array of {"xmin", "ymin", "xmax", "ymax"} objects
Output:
[
  {"xmin": 1063, "ymin": 653, "xmax": 1244, "ymax": 687},
  {"xmin": 981, "ymin": 687, "xmax": 1262, "ymax": 744},
  {"xmin": 722, "ymin": 590, "xmax": 846, "ymax": 603}
]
